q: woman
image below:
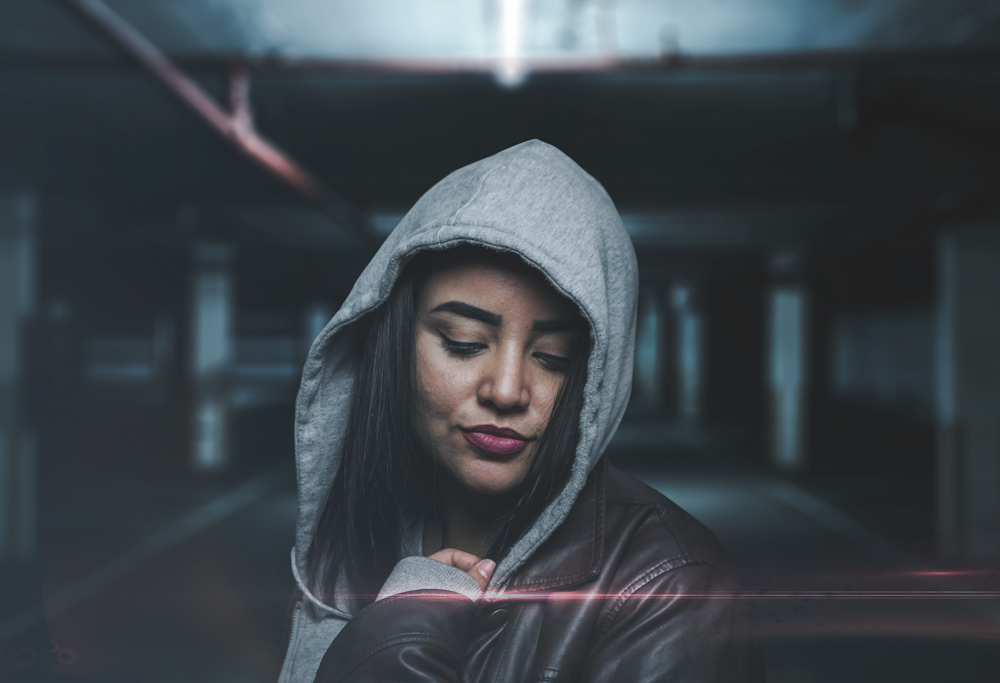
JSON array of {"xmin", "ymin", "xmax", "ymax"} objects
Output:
[{"xmin": 278, "ymin": 140, "xmax": 764, "ymax": 682}]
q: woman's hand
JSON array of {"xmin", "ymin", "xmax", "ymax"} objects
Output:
[{"xmin": 428, "ymin": 549, "xmax": 496, "ymax": 591}]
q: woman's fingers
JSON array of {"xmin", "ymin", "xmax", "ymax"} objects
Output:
[
  {"xmin": 428, "ymin": 548, "xmax": 479, "ymax": 571},
  {"xmin": 468, "ymin": 559, "xmax": 495, "ymax": 590},
  {"xmin": 428, "ymin": 548, "xmax": 496, "ymax": 590}
]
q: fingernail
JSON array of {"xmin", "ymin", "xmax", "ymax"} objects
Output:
[{"xmin": 478, "ymin": 559, "xmax": 495, "ymax": 580}]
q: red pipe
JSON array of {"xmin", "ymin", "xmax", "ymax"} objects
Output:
[{"xmin": 63, "ymin": 0, "xmax": 366, "ymax": 240}]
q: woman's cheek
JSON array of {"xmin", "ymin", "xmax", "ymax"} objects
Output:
[
  {"xmin": 532, "ymin": 373, "xmax": 563, "ymax": 420},
  {"xmin": 415, "ymin": 342, "xmax": 452, "ymax": 412},
  {"xmin": 420, "ymin": 361, "xmax": 476, "ymax": 421}
]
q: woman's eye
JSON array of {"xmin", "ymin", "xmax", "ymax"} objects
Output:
[
  {"xmin": 534, "ymin": 352, "xmax": 570, "ymax": 371},
  {"xmin": 439, "ymin": 333, "xmax": 485, "ymax": 356}
]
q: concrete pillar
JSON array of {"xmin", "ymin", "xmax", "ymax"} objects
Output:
[
  {"xmin": 190, "ymin": 245, "xmax": 234, "ymax": 472},
  {"xmin": 669, "ymin": 283, "xmax": 705, "ymax": 423},
  {"xmin": 766, "ymin": 250, "xmax": 808, "ymax": 471},
  {"xmin": 0, "ymin": 189, "xmax": 37, "ymax": 564},
  {"xmin": 936, "ymin": 228, "xmax": 1000, "ymax": 559},
  {"xmin": 633, "ymin": 285, "xmax": 665, "ymax": 414}
]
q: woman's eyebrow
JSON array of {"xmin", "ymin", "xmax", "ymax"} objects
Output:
[{"xmin": 430, "ymin": 301, "xmax": 501, "ymax": 326}]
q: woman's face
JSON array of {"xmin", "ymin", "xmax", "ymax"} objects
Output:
[{"xmin": 414, "ymin": 259, "xmax": 582, "ymax": 497}]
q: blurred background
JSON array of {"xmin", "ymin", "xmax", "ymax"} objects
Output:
[{"xmin": 1, "ymin": 0, "xmax": 1000, "ymax": 680}]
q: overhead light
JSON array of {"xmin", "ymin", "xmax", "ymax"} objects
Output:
[{"xmin": 497, "ymin": 0, "xmax": 526, "ymax": 87}]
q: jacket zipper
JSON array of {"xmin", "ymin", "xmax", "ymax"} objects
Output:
[{"xmin": 275, "ymin": 602, "xmax": 302, "ymax": 683}]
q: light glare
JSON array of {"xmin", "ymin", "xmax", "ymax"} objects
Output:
[{"xmin": 497, "ymin": 0, "xmax": 525, "ymax": 87}]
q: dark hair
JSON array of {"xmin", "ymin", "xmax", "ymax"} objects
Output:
[{"xmin": 306, "ymin": 247, "xmax": 589, "ymax": 606}]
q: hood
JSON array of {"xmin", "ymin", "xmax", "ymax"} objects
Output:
[{"xmin": 293, "ymin": 140, "xmax": 638, "ymax": 613}]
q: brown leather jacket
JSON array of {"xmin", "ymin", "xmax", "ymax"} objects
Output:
[{"xmin": 313, "ymin": 458, "xmax": 765, "ymax": 682}]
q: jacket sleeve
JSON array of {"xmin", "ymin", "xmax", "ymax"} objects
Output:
[
  {"xmin": 584, "ymin": 562, "xmax": 766, "ymax": 683},
  {"xmin": 311, "ymin": 591, "xmax": 475, "ymax": 683}
]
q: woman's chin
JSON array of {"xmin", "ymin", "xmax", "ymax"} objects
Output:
[{"xmin": 455, "ymin": 460, "xmax": 527, "ymax": 496}]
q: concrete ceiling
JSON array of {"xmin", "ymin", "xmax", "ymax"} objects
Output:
[
  {"xmin": 1, "ymin": 0, "xmax": 999, "ymax": 249},
  {"xmin": 4, "ymin": 0, "xmax": 1000, "ymax": 59}
]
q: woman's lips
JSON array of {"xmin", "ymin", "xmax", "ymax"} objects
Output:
[{"xmin": 461, "ymin": 425, "xmax": 529, "ymax": 456}]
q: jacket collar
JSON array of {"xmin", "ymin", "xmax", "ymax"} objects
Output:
[{"xmin": 505, "ymin": 456, "xmax": 607, "ymax": 592}]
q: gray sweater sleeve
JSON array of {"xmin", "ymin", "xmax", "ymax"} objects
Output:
[{"xmin": 376, "ymin": 556, "xmax": 484, "ymax": 602}]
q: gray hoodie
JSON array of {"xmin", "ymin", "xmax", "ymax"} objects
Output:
[{"xmin": 278, "ymin": 140, "xmax": 638, "ymax": 682}]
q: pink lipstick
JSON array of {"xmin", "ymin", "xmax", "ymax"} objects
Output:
[{"xmin": 461, "ymin": 425, "xmax": 529, "ymax": 456}]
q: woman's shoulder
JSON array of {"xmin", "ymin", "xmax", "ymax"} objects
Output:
[{"xmin": 603, "ymin": 464, "xmax": 734, "ymax": 580}]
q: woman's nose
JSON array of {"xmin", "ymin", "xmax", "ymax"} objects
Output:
[{"xmin": 479, "ymin": 348, "xmax": 529, "ymax": 411}]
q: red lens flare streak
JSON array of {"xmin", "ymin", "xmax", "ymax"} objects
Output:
[{"xmin": 339, "ymin": 590, "xmax": 1000, "ymax": 601}]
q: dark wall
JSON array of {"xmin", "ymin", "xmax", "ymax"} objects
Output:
[
  {"xmin": 705, "ymin": 253, "xmax": 767, "ymax": 463},
  {"xmin": 809, "ymin": 237, "xmax": 936, "ymax": 475}
]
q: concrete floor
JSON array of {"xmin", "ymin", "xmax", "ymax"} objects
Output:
[{"xmin": 4, "ymin": 427, "xmax": 999, "ymax": 681}]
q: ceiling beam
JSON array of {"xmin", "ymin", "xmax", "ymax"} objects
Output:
[
  {"xmin": 5, "ymin": 48, "xmax": 1000, "ymax": 74},
  {"xmin": 60, "ymin": 0, "xmax": 371, "ymax": 243}
]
